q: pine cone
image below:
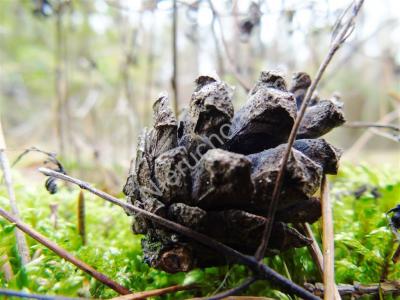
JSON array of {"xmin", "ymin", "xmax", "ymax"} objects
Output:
[{"xmin": 123, "ymin": 71, "xmax": 345, "ymax": 273}]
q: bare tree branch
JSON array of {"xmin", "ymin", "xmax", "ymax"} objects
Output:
[{"xmin": 255, "ymin": 0, "xmax": 365, "ymax": 261}]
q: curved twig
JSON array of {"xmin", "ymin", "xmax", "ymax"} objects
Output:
[
  {"xmin": 255, "ymin": 0, "xmax": 365, "ymax": 261},
  {"xmin": 38, "ymin": 167, "xmax": 320, "ymax": 300}
]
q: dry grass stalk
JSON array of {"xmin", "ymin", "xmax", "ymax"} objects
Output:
[
  {"xmin": 0, "ymin": 207, "xmax": 131, "ymax": 295},
  {"xmin": 0, "ymin": 120, "xmax": 31, "ymax": 265}
]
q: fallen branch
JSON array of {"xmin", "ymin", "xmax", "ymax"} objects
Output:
[
  {"xmin": 0, "ymin": 208, "xmax": 131, "ymax": 295},
  {"xmin": 109, "ymin": 284, "xmax": 196, "ymax": 300},
  {"xmin": 255, "ymin": 0, "xmax": 365, "ymax": 261},
  {"xmin": 0, "ymin": 120, "xmax": 31, "ymax": 265},
  {"xmin": 305, "ymin": 281, "xmax": 400, "ymax": 297},
  {"xmin": 38, "ymin": 167, "xmax": 319, "ymax": 300}
]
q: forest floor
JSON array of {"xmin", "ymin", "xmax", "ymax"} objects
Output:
[{"xmin": 0, "ymin": 163, "xmax": 400, "ymax": 299}]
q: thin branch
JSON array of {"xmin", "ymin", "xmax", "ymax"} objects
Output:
[
  {"xmin": 0, "ymin": 289, "xmax": 84, "ymax": 300},
  {"xmin": 370, "ymin": 128, "xmax": 400, "ymax": 143},
  {"xmin": 297, "ymin": 223, "xmax": 341, "ymax": 300},
  {"xmin": 0, "ymin": 208, "xmax": 130, "ymax": 295},
  {"xmin": 296, "ymin": 223, "xmax": 324, "ymax": 276},
  {"xmin": 38, "ymin": 168, "xmax": 320, "ymax": 300},
  {"xmin": 321, "ymin": 176, "xmax": 338, "ymax": 300},
  {"xmin": 109, "ymin": 284, "xmax": 197, "ymax": 300},
  {"xmin": 255, "ymin": 0, "xmax": 365, "ymax": 261},
  {"xmin": 207, "ymin": 0, "xmax": 251, "ymax": 92},
  {"xmin": 344, "ymin": 108, "xmax": 400, "ymax": 160},
  {"xmin": 345, "ymin": 122, "xmax": 400, "ymax": 132},
  {"xmin": 77, "ymin": 190, "xmax": 86, "ymax": 245},
  {"xmin": 0, "ymin": 120, "xmax": 31, "ymax": 265}
]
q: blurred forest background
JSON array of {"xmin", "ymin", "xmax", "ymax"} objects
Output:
[{"xmin": 0, "ymin": 0, "xmax": 399, "ymax": 186}]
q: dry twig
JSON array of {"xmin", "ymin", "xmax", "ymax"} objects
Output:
[
  {"xmin": 321, "ymin": 176, "xmax": 338, "ymax": 300},
  {"xmin": 255, "ymin": 0, "xmax": 365, "ymax": 261},
  {"xmin": 0, "ymin": 207, "xmax": 131, "ymax": 295},
  {"xmin": 296, "ymin": 223, "xmax": 324, "ymax": 276},
  {"xmin": 0, "ymin": 120, "xmax": 31, "ymax": 265},
  {"xmin": 38, "ymin": 167, "xmax": 319, "ymax": 300}
]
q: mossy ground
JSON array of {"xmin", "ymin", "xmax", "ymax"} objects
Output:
[{"xmin": 0, "ymin": 164, "xmax": 399, "ymax": 299}]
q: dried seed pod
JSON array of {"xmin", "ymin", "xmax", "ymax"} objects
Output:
[
  {"xmin": 124, "ymin": 71, "xmax": 345, "ymax": 273},
  {"xmin": 289, "ymin": 72, "xmax": 311, "ymax": 109},
  {"xmin": 297, "ymin": 100, "xmax": 345, "ymax": 139},
  {"xmin": 249, "ymin": 70, "xmax": 288, "ymax": 94},
  {"xmin": 227, "ymin": 72, "xmax": 297, "ymax": 154},
  {"xmin": 168, "ymin": 203, "xmax": 311, "ymax": 255},
  {"xmin": 154, "ymin": 146, "xmax": 191, "ymax": 204},
  {"xmin": 178, "ymin": 76, "xmax": 234, "ymax": 165},
  {"xmin": 146, "ymin": 94, "xmax": 178, "ymax": 161},
  {"xmin": 191, "ymin": 149, "xmax": 254, "ymax": 210},
  {"xmin": 293, "ymin": 139, "xmax": 343, "ymax": 174},
  {"xmin": 275, "ymin": 197, "xmax": 321, "ymax": 224},
  {"xmin": 248, "ymin": 145, "xmax": 322, "ymax": 210}
]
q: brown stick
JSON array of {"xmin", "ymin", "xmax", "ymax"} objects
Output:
[
  {"xmin": 0, "ymin": 120, "xmax": 31, "ymax": 266},
  {"xmin": 0, "ymin": 208, "xmax": 130, "ymax": 295},
  {"xmin": 297, "ymin": 223, "xmax": 341, "ymax": 300},
  {"xmin": 109, "ymin": 284, "xmax": 196, "ymax": 300},
  {"xmin": 255, "ymin": 0, "xmax": 365, "ymax": 261},
  {"xmin": 38, "ymin": 167, "xmax": 319, "ymax": 300},
  {"xmin": 321, "ymin": 176, "xmax": 337, "ymax": 300},
  {"xmin": 297, "ymin": 223, "xmax": 324, "ymax": 276},
  {"xmin": 77, "ymin": 190, "xmax": 86, "ymax": 245}
]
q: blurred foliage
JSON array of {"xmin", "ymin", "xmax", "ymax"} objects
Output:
[
  {"xmin": 0, "ymin": 0, "xmax": 399, "ymax": 166},
  {"xmin": 0, "ymin": 164, "xmax": 399, "ymax": 299}
]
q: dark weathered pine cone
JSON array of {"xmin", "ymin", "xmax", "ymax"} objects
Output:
[{"xmin": 123, "ymin": 71, "xmax": 345, "ymax": 273}]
